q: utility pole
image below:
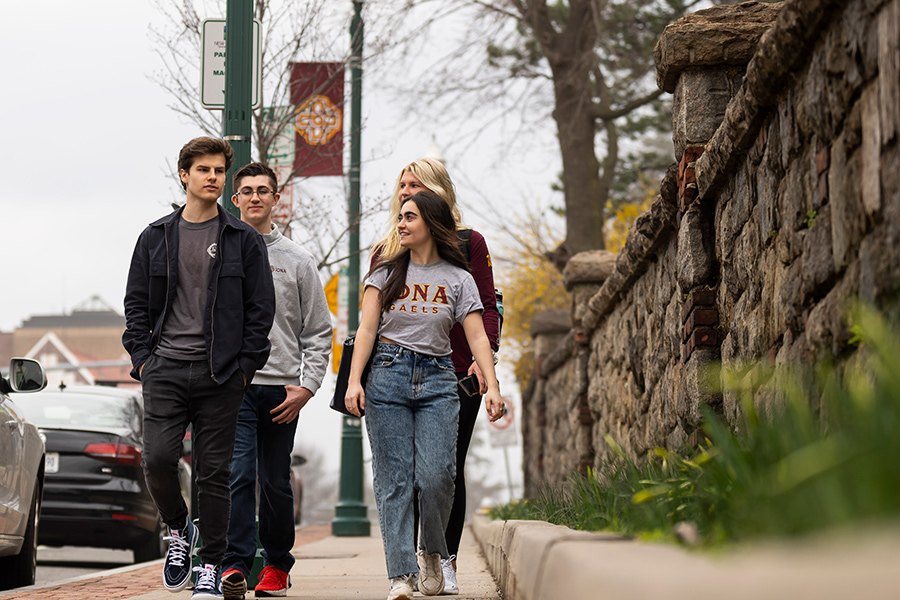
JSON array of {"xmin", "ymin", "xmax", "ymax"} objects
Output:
[
  {"xmin": 190, "ymin": 0, "xmax": 253, "ymax": 518},
  {"xmin": 332, "ymin": 0, "xmax": 370, "ymax": 537},
  {"xmin": 222, "ymin": 0, "xmax": 253, "ymax": 216}
]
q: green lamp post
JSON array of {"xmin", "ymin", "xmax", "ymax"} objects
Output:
[
  {"xmin": 332, "ymin": 0, "xmax": 370, "ymax": 537},
  {"xmin": 222, "ymin": 0, "xmax": 253, "ymax": 216}
]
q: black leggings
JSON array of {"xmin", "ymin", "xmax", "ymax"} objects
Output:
[{"xmin": 414, "ymin": 372, "xmax": 481, "ymax": 556}]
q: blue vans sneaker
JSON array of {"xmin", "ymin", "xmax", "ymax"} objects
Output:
[
  {"xmin": 162, "ymin": 519, "xmax": 198, "ymax": 592},
  {"xmin": 192, "ymin": 563, "xmax": 223, "ymax": 599}
]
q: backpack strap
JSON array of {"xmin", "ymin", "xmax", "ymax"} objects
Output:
[
  {"xmin": 457, "ymin": 228, "xmax": 473, "ymax": 261},
  {"xmin": 456, "ymin": 228, "xmax": 503, "ymax": 349}
]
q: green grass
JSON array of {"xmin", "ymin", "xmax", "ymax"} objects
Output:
[{"xmin": 490, "ymin": 305, "xmax": 900, "ymax": 546}]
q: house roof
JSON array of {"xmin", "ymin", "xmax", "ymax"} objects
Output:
[
  {"xmin": 21, "ymin": 310, "xmax": 125, "ymax": 329},
  {"xmin": 26, "ymin": 332, "xmax": 96, "ymax": 385}
]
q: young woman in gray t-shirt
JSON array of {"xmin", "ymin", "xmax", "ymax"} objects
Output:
[{"xmin": 344, "ymin": 191, "xmax": 504, "ymax": 600}]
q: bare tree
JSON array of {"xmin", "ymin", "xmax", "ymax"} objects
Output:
[
  {"xmin": 149, "ymin": 0, "xmax": 388, "ymax": 273},
  {"xmin": 369, "ymin": 0, "xmax": 704, "ymax": 267},
  {"xmin": 150, "ymin": 0, "xmax": 341, "ymax": 163}
]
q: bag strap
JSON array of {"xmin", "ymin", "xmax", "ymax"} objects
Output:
[{"xmin": 457, "ymin": 228, "xmax": 473, "ymax": 260}]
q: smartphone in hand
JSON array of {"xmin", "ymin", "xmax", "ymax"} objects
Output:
[{"xmin": 458, "ymin": 374, "xmax": 479, "ymax": 397}]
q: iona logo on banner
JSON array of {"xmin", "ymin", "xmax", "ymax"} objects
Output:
[{"xmin": 294, "ymin": 95, "xmax": 342, "ymax": 145}]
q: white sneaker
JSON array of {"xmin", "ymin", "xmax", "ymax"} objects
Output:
[
  {"xmin": 440, "ymin": 555, "xmax": 458, "ymax": 595},
  {"xmin": 387, "ymin": 573, "xmax": 415, "ymax": 600},
  {"xmin": 416, "ymin": 550, "xmax": 444, "ymax": 596}
]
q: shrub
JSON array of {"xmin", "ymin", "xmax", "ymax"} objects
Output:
[{"xmin": 491, "ymin": 305, "xmax": 900, "ymax": 546}]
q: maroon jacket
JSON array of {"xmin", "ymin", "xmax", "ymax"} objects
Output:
[{"xmin": 369, "ymin": 229, "xmax": 500, "ymax": 372}]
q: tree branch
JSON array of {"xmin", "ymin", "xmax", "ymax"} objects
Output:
[{"xmin": 591, "ymin": 87, "xmax": 664, "ymax": 120}]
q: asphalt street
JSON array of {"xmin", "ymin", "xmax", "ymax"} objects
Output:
[{"xmin": 35, "ymin": 545, "xmax": 134, "ymax": 587}]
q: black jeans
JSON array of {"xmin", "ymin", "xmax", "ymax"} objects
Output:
[
  {"xmin": 414, "ymin": 371, "xmax": 481, "ymax": 557},
  {"xmin": 446, "ymin": 374, "xmax": 481, "ymax": 556},
  {"xmin": 141, "ymin": 354, "xmax": 245, "ymax": 564}
]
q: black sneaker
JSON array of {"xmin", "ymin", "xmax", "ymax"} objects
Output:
[
  {"xmin": 192, "ymin": 563, "xmax": 223, "ymax": 599},
  {"xmin": 162, "ymin": 519, "xmax": 198, "ymax": 592}
]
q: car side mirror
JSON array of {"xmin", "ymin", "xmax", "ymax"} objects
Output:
[{"xmin": 9, "ymin": 358, "xmax": 47, "ymax": 393}]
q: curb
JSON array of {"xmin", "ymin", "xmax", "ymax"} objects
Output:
[
  {"xmin": 469, "ymin": 515, "xmax": 626, "ymax": 600},
  {"xmin": 469, "ymin": 514, "xmax": 900, "ymax": 600}
]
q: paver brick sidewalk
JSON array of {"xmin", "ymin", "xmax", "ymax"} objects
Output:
[{"xmin": 1, "ymin": 525, "xmax": 331, "ymax": 600}]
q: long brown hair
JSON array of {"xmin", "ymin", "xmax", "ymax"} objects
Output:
[{"xmin": 370, "ymin": 191, "xmax": 470, "ymax": 313}]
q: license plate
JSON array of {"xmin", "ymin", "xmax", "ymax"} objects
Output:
[{"xmin": 45, "ymin": 452, "xmax": 59, "ymax": 474}]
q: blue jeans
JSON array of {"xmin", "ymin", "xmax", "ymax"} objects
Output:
[
  {"xmin": 223, "ymin": 385, "xmax": 298, "ymax": 576},
  {"xmin": 364, "ymin": 342, "xmax": 459, "ymax": 578}
]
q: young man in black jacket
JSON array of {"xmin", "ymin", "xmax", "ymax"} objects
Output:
[{"xmin": 123, "ymin": 137, "xmax": 275, "ymax": 599}]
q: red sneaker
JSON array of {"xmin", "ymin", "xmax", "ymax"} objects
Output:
[
  {"xmin": 221, "ymin": 568, "xmax": 247, "ymax": 600},
  {"xmin": 254, "ymin": 566, "xmax": 291, "ymax": 597}
]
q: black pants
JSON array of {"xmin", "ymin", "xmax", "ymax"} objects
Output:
[
  {"xmin": 414, "ymin": 371, "xmax": 481, "ymax": 557},
  {"xmin": 141, "ymin": 354, "xmax": 245, "ymax": 564}
]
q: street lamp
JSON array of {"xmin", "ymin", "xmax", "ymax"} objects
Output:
[{"xmin": 332, "ymin": 0, "xmax": 371, "ymax": 537}]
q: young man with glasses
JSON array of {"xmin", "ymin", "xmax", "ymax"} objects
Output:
[
  {"xmin": 221, "ymin": 163, "xmax": 332, "ymax": 599},
  {"xmin": 124, "ymin": 138, "xmax": 276, "ymax": 599}
]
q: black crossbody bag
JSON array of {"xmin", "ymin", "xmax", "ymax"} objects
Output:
[{"xmin": 330, "ymin": 336, "xmax": 371, "ymax": 417}]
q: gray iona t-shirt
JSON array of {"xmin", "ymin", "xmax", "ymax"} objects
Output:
[
  {"xmin": 156, "ymin": 215, "xmax": 219, "ymax": 361},
  {"xmin": 364, "ymin": 260, "xmax": 483, "ymax": 357}
]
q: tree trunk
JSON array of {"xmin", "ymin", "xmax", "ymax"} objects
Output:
[
  {"xmin": 549, "ymin": 62, "xmax": 605, "ymax": 266},
  {"xmin": 530, "ymin": 0, "xmax": 605, "ymax": 268}
]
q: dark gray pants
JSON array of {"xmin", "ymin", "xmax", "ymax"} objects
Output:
[{"xmin": 141, "ymin": 354, "xmax": 245, "ymax": 564}]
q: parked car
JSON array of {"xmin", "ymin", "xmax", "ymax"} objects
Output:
[
  {"xmin": 290, "ymin": 454, "xmax": 306, "ymax": 524},
  {"xmin": 0, "ymin": 358, "xmax": 47, "ymax": 590},
  {"xmin": 16, "ymin": 384, "xmax": 191, "ymax": 563}
]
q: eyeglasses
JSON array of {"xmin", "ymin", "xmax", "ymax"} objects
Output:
[{"xmin": 237, "ymin": 189, "xmax": 274, "ymax": 199}]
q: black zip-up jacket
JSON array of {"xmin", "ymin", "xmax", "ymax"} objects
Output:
[{"xmin": 122, "ymin": 204, "xmax": 275, "ymax": 384}]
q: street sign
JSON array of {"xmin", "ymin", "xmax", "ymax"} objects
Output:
[
  {"xmin": 263, "ymin": 106, "xmax": 295, "ymax": 228},
  {"xmin": 488, "ymin": 398, "xmax": 518, "ymax": 448},
  {"xmin": 200, "ymin": 19, "xmax": 262, "ymax": 109}
]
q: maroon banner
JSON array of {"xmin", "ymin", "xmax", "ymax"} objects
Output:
[{"xmin": 289, "ymin": 62, "xmax": 345, "ymax": 177}]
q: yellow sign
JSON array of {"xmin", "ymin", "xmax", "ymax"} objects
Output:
[
  {"xmin": 324, "ymin": 272, "xmax": 339, "ymax": 315},
  {"xmin": 323, "ymin": 272, "xmax": 341, "ymax": 372}
]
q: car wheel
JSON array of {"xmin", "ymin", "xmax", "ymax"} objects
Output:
[
  {"xmin": 133, "ymin": 518, "xmax": 165, "ymax": 563},
  {"xmin": 0, "ymin": 479, "xmax": 41, "ymax": 590}
]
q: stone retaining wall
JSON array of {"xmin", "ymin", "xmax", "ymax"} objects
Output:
[{"xmin": 522, "ymin": 0, "xmax": 900, "ymax": 493}]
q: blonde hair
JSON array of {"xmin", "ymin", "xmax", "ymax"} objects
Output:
[{"xmin": 373, "ymin": 158, "xmax": 465, "ymax": 260}]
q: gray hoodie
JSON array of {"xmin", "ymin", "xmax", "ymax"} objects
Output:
[{"xmin": 252, "ymin": 225, "xmax": 332, "ymax": 392}]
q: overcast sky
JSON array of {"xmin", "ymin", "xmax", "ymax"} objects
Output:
[
  {"xmin": 2, "ymin": 2, "xmax": 205, "ymax": 330},
  {"xmin": 0, "ymin": 1, "xmax": 560, "ymax": 329},
  {"xmin": 0, "ymin": 1, "xmax": 545, "ymax": 490}
]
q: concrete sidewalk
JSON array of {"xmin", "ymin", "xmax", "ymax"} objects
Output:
[{"xmin": 1, "ymin": 525, "xmax": 500, "ymax": 600}]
